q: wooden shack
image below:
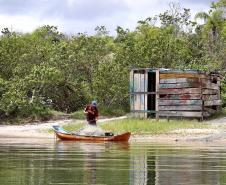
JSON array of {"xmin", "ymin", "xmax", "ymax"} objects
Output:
[{"xmin": 130, "ymin": 69, "xmax": 222, "ymax": 119}]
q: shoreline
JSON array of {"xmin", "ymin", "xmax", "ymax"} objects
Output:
[{"xmin": 0, "ymin": 116, "xmax": 226, "ymax": 144}]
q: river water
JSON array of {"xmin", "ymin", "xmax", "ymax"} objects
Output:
[{"xmin": 0, "ymin": 138, "xmax": 226, "ymax": 185}]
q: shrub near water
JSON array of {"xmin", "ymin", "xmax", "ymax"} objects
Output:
[
  {"xmin": 99, "ymin": 107, "xmax": 128, "ymax": 117},
  {"xmin": 70, "ymin": 107, "xmax": 128, "ymax": 120},
  {"xmin": 70, "ymin": 110, "xmax": 85, "ymax": 119}
]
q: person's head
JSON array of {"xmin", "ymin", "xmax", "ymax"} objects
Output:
[{"xmin": 91, "ymin": 100, "xmax": 97, "ymax": 107}]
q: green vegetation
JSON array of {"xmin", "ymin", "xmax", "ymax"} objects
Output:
[
  {"xmin": 99, "ymin": 106, "xmax": 128, "ymax": 117},
  {"xmin": 0, "ymin": 0, "xmax": 225, "ymax": 123},
  {"xmin": 206, "ymin": 107, "xmax": 226, "ymax": 120},
  {"xmin": 61, "ymin": 123, "xmax": 84, "ymax": 133},
  {"xmin": 61, "ymin": 119, "xmax": 209, "ymax": 135},
  {"xmin": 69, "ymin": 110, "xmax": 86, "ymax": 120},
  {"xmin": 100, "ymin": 119, "xmax": 208, "ymax": 134},
  {"xmin": 69, "ymin": 107, "xmax": 127, "ymax": 119}
]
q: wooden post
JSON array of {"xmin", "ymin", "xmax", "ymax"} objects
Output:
[
  {"xmin": 217, "ymin": 77, "xmax": 221, "ymax": 112},
  {"xmin": 139, "ymin": 72, "xmax": 142, "ymax": 118},
  {"xmin": 156, "ymin": 69, "xmax": 160, "ymax": 121},
  {"xmin": 129, "ymin": 70, "xmax": 134, "ymax": 116},
  {"xmin": 167, "ymin": 116, "xmax": 169, "ymax": 122},
  {"xmin": 200, "ymin": 76, "xmax": 204, "ymax": 121}
]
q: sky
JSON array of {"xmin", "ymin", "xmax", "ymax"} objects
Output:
[{"xmin": 0, "ymin": 0, "xmax": 216, "ymax": 35}]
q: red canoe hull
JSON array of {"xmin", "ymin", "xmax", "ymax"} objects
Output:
[{"xmin": 55, "ymin": 132, "xmax": 131, "ymax": 142}]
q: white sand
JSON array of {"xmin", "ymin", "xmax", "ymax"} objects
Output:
[
  {"xmin": 0, "ymin": 116, "xmax": 127, "ymax": 139},
  {"xmin": 0, "ymin": 116, "xmax": 226, "ymax": 143}
]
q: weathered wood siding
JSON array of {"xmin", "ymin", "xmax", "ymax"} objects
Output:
[
  {"xmin": 130, "ymin": 69, "xmax": 221, "ymax": 119},
  {"xmin": 159, "ymin": 88, "xmax": 201, "ymax": 94},
  {"xmin": 158, "ymin": 70, "xmax": 221, "ymax": 118},
  {"xmin": 202, "ymin": 74, "xmax": 221, "ymax": 115},
  {"xmin": 130, "ymin": 70, "xmax": 148, "ymax": 118}
]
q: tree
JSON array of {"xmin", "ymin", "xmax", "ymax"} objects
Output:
[
  {"xmin": 195, "ymin": 4, "xmax": 225, "ymax": 41},
  {"xmin": 194, "ymin": 0, "xmax": 226, "ymax": 70}
]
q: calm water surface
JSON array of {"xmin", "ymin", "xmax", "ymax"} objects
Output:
[{"xmin": 0, "ymin": 138, "xmax": 226, "ymax": 185}]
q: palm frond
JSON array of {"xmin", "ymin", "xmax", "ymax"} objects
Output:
[{"xmin": 195, "ymin": 12, "xmax": 210, "ymax": 22}]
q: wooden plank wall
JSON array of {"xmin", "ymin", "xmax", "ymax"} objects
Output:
[
  {"xmin": 202, "ymin": 75, "xmax": 221, "ymax": 116},
  {"xmin": 131, "ymin": 70, "xmax": 148, "ymax": 118},
  {"xmin": 134, "ymin": 72, "xmax": 141, "ymax": 118},
  {"xmin": 130, "ymin": 70, "xmax": 135, "ymax": 114},
  {"xmin": 130, "ymin": 69, "xmax": 221, "ymax": 119},
  {"xmin": 158, "ymin": 71, "xmax": 221, "ymax": 118}
]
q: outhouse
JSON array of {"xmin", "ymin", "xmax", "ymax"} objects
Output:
[{"xmin": 130, "ymin": 69, "xmax": 222, "ymax": 119}]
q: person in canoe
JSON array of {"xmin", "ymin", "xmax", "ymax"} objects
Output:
[{"xmin": 84, "ymin": 100, "xmax": 99, "ymax": 126}]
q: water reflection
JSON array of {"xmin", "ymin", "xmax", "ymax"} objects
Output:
[
  {"xmin": 0, "ymin": 138, "xmax": 226, "ymax": 185},
  {"xmin": 155, "ymin": 147, "xmax": 222, "ymax": 185},
  {"xmin": 129, "ymin": 145, "xmax": 224, "ymax": 185},
  {"xmin": 54, "ymin": 141, "xmax": 130, "ymax": 185}
]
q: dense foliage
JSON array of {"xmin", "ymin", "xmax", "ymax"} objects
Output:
[{"xmin": 0, "ymin": 0, "xmax": 225, "ymax": 121}]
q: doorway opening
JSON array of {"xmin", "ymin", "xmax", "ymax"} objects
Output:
[{"xmin": 147, "ymin": 71, "xmax": 156, "ymax": 118}]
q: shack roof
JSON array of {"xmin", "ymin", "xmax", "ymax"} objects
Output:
[{"xmin": 131, "ymin": 68, "xmax": 223, "ymax": 78}]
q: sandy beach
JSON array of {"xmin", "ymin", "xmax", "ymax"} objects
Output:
[{"xmin": 1, "ymin": 116, "xmax": 226, "ymax": 144}]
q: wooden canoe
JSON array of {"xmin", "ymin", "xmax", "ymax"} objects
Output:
[{"xmin": 52, "ymin": 125, "xmax": 131, "ymax": 142}]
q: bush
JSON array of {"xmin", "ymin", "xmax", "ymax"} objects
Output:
[
  {"xmin": 70, "ymin": 110, "xmax": 86, "ymax": 119},
  {"xmin": 99, "ymin": 106, "xmax": 128, "ymax": 117},
  {"xmin": 221, "ymin": 78, "xmax": 226, "ymax": 107}
]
